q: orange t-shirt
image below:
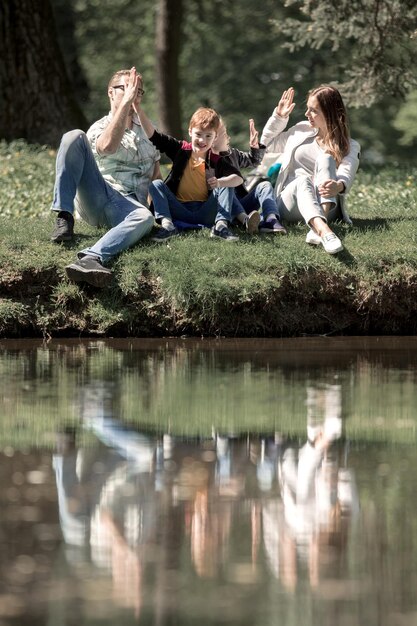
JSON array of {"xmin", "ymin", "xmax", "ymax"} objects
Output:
[{"xmin": 176, "ymin": 158, "xmax": 208, "ymax": 202}]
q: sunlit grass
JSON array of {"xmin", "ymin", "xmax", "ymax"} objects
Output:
[{"xmin": 0, "ymin": 140, "xmax": 416, "ymax": 337}]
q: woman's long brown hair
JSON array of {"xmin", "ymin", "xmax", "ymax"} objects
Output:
[{"xmin": 308, "ymin": 85, "xmax": 350, "ymax": 166}]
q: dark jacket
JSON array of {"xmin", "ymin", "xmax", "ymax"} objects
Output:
[
  {"xmin": 220, "ymin": 145, "xmax": 266, "ymax": 198},
  {"xmin": 149, "ymin": 129, "xmax": 242, "ymax": 196}
]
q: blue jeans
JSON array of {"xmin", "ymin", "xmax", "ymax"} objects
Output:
[
  {"xmin": 232, "ymin": 181, "xmax": 280, "ymax": 221},
  {"xmin": 149, "ymin": 179, "xmax": 234, "ymax": 226},
  {"xmin": 51, "ymin": 130, "xmax": 154, "ymax": 263}
]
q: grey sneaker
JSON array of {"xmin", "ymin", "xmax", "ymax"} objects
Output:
[
  {"xmin": 210, "ymin": 225, "xmax": 239, "ymax": 242},
  {"xmin": 65, "ymin": 255, "xmax": 112, "ymax": 288},
  {"xmin": 151, "ymin": 227, "xmax": 179, "ymax": 243},
  {"xmin": 51, "ymin": 211, "xmax": 74, "ymax": 243}
]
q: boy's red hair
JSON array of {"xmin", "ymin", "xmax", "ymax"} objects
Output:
[{"xmin": 188, "ymin": 107, "xmax": 220, "ymax": 131}]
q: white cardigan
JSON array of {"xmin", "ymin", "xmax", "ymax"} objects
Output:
[{"xmin": 260, "ymin": 112, "xmax": 361, "ymax": 224}]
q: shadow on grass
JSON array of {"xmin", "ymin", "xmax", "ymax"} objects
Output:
[
  {"xmin": 335, "ymin": 246, "xmax": 357, "ymax": 267},
  {"xmin": 51, "ymin": 233, "xmax": 97, "ymax": 249},
  {"xmin": 349, "ymin": 216, "xmax": 414, "ymax": 232}
]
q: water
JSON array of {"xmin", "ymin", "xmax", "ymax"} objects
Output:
[{"xmin": 0, "ymin": 337, "xmax": 417, "ymax": 625}]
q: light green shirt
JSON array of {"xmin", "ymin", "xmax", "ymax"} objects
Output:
[{"xmin": 87, "ymin": 112, "xmax": 160, "ymax": 207}]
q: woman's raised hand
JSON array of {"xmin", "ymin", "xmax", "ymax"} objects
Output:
[{"xmin": 276, "ymin": 87, "xmax": 295, "ymax": 118}]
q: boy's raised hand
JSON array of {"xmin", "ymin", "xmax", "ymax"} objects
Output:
[
  {"xmin": 249, "ymin": 119, "xmax": 259, "ymax": 148},
  {"xmin": 276, "ymin": 87, "xmax": 296, "ymax": 118}
]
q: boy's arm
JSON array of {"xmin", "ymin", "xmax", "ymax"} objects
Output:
[
  {"xmin": 134, "ymin": 103, "xmax": 155, "ymax": 139},
  {"xmin": 229, "ymin": 146, "xmax": 266, "ymax": 169},
  {"xmin": 207, "ymin": 173, "xmax": 244, "ymax": 190},
  {"xmin": 152, "ymin": 161, "xmax": 162, "ymax": 180},
  {"xmin": 135, "ymin": 104, "xmax": 183, "ymax": 160},
  {"xmin": 226, "ymin": 120, "xmax": 265, "ymax": 169},
  {"xmin": 207, "ymin": 155, "xmax": 243, "ymax": 189}
]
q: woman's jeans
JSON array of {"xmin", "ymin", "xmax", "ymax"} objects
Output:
[
  {"xmin": 277, "ymin": 153, "xmax": 341, "ymax": 225},
  {"xmin": 149, "ymin": 179, "xmax": 234, "ymax": 226},
  {"xmin": 51, "ymin": 130, "xmax": 154, "ymax": 263}
]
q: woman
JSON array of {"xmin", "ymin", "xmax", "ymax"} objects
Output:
[{"xmin": 260, "ymin": 86, "xmax": 360, "ymax": 254}]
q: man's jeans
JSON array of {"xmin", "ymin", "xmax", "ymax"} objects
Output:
[
  {"xmin": 149, "ymin": 179, "xmax": 234, "ymax": 226},
  {"xmin": 51, "ymin": 130, "xmax": 154, "ymax": 263},
  {"xmin": 232, "ymin": 180, "xmax": 280, "ymax": 221}
]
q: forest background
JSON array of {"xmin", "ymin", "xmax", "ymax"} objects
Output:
[{"xmin": 1, "ymin": 0, "xmax": 416, "ymax": 163}]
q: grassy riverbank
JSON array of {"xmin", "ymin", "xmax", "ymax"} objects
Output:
[{"xmin": 0, "ymin": 140, "xmax": 416, "ymax": 338}]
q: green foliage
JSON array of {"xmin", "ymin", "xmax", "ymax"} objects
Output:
[
  {"xmin": 65, "ymin": 0, "xmax": 158, "ymax": 124},
  {"xmin": 49, "ymin": 0, "xmax": 417, "ymax": 161},
  {"xmin": 180, "ymin": 0, "xmax": 336, "ymax": 148},
  {"xmin": 0, "ymin": 300, "xmax": 31, "ymax": 334},
  {"xmin": 275, "ymin": 0, "xmax": 417, "ymax": 105},
  {"xmin": 393, "ymin": 90, "xmax": 417, "ymax": 146}
]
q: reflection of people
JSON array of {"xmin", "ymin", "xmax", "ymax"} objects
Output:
[
  {"xmin": 262, "ymin": 384, "xmax": 359, "ymax": 590},
  {"xmin": 261, "ymin": 85, "xmax": 360, "ymax": 254},
  {"xmin": 50, "ymin": 66, "xmax": 160, "ymax": 287},
  {"xmin": 53, "ymin": 383, "xmax": 159, "ymax": 618}
]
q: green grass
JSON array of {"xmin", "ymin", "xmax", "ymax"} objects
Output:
[{"xmin": 0, "ymin": 140, "xmax": 416, "ymax": 337}]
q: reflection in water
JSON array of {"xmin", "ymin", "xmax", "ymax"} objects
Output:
[
  {"xmin": 264, "ymin": 384, "xmax": 359, "ymax": 592},
  {"xmin": 1, "ymin": 336, "xmax": 417, "ymax": 445},
  {"xmin": 50, "ymin": 383, "xmax": 356, "ymax": 622},
  {"xmin": 1, "ymin": 339, "xmax": 417, "ymax": 624}
]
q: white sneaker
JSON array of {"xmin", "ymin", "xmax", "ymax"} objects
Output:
[
  {"xmin": 305, "ymin": 229, "xmax": 322, "ymax": 245},
  {"xmin": 321, "ymin": 232, "xmax": 343, "ymax": 254}
]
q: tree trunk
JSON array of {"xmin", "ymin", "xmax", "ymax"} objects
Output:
[
  {"xmin": 0, "ymin": 0, "xmax": 87, "ymax": 147},
  {"xmin": 155, "ymin": 0, "xmax": 183, "ymax": 137}
]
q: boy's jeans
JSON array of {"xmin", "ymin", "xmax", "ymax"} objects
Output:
[
  {"xmin": 149, "ymin": 179, "xmax": 234, "ymax": 226},
  {"xmin": 51, "ymin": 130, "xmax": 154, "ymax": 263},
  {"xmin": 232, "ymin": 181, "xmax": 281, "ymax": 221}
]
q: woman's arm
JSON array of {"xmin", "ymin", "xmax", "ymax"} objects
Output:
[
  {"xmin": 318, "ymin": 139, "xmax": 361, "ymax": 198},
  {"xmin": 260, "ymin": 88, "xmax": 295, "ymax": 152},
  {"xmin": 336, "ymin": 139, "xmax": 361, "ymax": 194}
]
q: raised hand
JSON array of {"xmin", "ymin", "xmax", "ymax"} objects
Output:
[
  {"xmin": 124, "ymin": 67, "xmax": 142, "ymax": 106},
  {"xmin": 276, "ymin": 87, "xmax": 296, "ymax": 118},
  {"xmin": 249, "ymin": 118, "xmax": 259, "ymax": 148}
]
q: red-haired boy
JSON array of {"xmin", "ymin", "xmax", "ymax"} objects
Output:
[{"xmin": 136, "ymin": 105, "xmax": 243, "ymax": 242}]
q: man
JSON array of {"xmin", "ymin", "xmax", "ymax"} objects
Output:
[{"xmin": 50, "ymin": 67, "xmax": 160, "ymax": 287}]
